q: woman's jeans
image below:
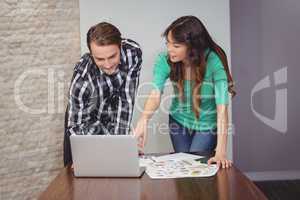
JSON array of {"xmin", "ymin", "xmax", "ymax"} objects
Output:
[{"xmin": 169, "ymin": 115, "xmax": 217, "ymax": 153}]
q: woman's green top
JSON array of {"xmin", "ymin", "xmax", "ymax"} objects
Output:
[{"xmin": 152, "ymin": 50, "xmax": 229, "ymax": 131}]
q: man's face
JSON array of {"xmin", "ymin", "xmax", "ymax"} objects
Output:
[{"xmin": 90, "ymin": 41, "xmax": 121, "ymax": 75}]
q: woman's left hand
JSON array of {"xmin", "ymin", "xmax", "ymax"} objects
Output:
[{"xmin": 207, "ymin": 153, "xmax": 232, "ymax": 169}]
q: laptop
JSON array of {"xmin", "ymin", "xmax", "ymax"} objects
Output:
[{"xmin": 70, "ymin": 134, "xmax": 145, "ymax": 177}]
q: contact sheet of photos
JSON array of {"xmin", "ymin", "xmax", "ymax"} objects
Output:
[{"xmin": 140, "ymin": 153, "xmax": 219, "ymax": 179}]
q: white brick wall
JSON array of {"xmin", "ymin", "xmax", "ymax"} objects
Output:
[{"xmin": 0, "ymin": 0, "xmax": 80, "ymax": 199}]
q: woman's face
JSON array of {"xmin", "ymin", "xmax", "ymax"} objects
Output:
[{"xmin": 166, "ymin": 31, "xmax": 188, "ymax": 63}]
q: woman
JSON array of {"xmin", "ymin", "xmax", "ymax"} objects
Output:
[{"xmin": 134, "ymin": 16, "xmax": 235, "ymax": 168}]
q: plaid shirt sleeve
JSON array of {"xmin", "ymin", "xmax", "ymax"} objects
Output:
[
  {"xmin": 66, "ymin": 56, "xmax": 106, "ymax": 135},
  {"xmin": 125, "ymin": 39, "xmax": 143, "ymax": 96},
  {"xmin": 115, "ymin": 39, "xmax": 143, "ymax": 134}
]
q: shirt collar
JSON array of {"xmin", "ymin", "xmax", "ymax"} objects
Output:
[{"xmin": 97, "ymin": 65, "xmax": 120, "ymax": 76}]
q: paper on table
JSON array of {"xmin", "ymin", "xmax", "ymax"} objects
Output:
[
  {"xmin": 145, "ymin": 158, "xmax": 219, "ymax": 179},
  {"xmin": 153, "ymin": 153, "xmax": 203, "ymax": 162}
]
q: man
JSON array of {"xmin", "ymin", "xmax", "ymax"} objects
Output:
[{"xmin": 64, "ymin": 22, "xmax": 142, "ymax": 166}]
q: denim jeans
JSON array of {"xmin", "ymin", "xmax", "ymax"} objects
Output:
[{"xmin": 169, "ymin": 115, "xmax": 217, "ymax": 153}]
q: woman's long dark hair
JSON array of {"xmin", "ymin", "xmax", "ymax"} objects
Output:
[{"xmin": 163, "ymin": 16, "xmax": 236, "ymax": 119}]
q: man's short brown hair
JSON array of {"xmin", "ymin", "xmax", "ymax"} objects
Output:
[{"xmin": 86, "ymin": 22, "xmax": 122, "ymax": 51}]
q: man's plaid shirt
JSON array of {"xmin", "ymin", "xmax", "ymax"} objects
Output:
[{"xmin": 66, "ymin": 39, "xmax": 142, "ymax": 135}]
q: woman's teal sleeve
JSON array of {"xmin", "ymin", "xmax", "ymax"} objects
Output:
[
  {"xmin": 152, "ymin": 52, "xmax": 170, "ymax": 92},
  {"xmin": 212, "ymin": 55, "xmax": 229, "ymax": 105}
]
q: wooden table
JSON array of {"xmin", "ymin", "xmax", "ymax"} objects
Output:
[{"xmin": 39, "ymin": 162, "xmax": 267, "ymax": 200}]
